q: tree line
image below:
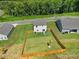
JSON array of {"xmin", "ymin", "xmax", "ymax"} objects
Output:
[{"xmin": 0, "ymin": 0, "xmax": 79, "ymax": 16}]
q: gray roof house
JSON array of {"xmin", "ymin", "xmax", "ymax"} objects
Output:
[
  {"xmin": 0, "ymin": 24, "xmax": 14, "ymax": 40},
  {"xmin": 56, "ymin": 18, "xmax": 79, "ymax": 33},
  {"xmin": 33, "ymin": 20, "xmax": 47, "ymax": 32},
  {"xmin": 33, "ymin": 20, "xmax": 47, "ymax": 25}
]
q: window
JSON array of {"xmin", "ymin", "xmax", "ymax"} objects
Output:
[
  {"xmin": 36, "ymin": 25, "xmax": 38, "ymax": 27},
  {"xmin": 70, "ymin": 29, "xmax": 77, "ymax": 32},
  {"xmin": 63, "ymin": 32, "xmax": 68, "ymax": 34},
  {"xmin": 4, "ymin": 37, "xmax": 6, "ymax": 39},
  {"xmin": 42, "ymin": 29, "xmax": 45, "ymax": 31},
  {"xmin": 37, "ymin": 30, "xmax": 39, "ymax": 31}
]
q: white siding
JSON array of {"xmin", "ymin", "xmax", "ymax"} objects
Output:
[
  {"xmin": 62, "ymin": 29, "xmax": 70, "ymax": 33},
  {"xmin": 77, "ymin": 30, "xmax": 79, "ymax": 33},
  {"xmin": 12, "ymin": 24, "xmax": 18, "ymax": 27},
  {"xmin": 62, "ymin": 29, "xmax": 79, "ymax": 33},
  {"xmin": 0, "ymin": 34, "xmax": 8, "ymax": 40},
  {"xmin": 34, "ymin": 25, "xmax": 47, "ymax": 32}
]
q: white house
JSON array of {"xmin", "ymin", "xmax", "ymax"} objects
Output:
[
  {"xmin": 0, "ymin": 24, "xmax": 14, "ymax": 40},
  {"xmin": 33, "ymin": 20, "xmax": 47, "ymax": 33}
]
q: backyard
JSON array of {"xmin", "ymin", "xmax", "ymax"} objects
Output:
[
  {"xmin": 0, "ymin": 21, "xmax": 79, "ymax": 59},
  {"xmin": 0, "ymin": 0, "xmax": 79, "ymax": 59}
]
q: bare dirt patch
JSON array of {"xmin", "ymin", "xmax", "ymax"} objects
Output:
[{"xmin": 0, "ymin": 44, "xmax": 23, "ymax": 59}]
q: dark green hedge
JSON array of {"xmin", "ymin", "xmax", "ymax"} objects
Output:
[{"xmin": 0, "ymin": 0, "xmax": 79, "ymax": 16}]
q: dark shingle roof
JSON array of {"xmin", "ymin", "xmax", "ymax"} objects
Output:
[
  {"xmin": 0, "ymin": 24, "xmax": 14, "ymax": 36},
  {"xmin": 60, "ymin": 18, "xmax": 79, "ymax": 29},
  {"xmin": 33, "ymin": 20, "xmax": 47, "ymax": 25}
]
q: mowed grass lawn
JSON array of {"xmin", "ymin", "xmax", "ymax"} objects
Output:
[
  {"xmin": 49, "ymin": 22, "xmax": 79, "ymax": 56},
  {"xmin": 0, "ymin": 24, "xmax": 33, "ymax": 47},
  {"xmin": 0, "ymin": 12, "xmax": 79, "ymax": 22},
  {"xmin": 24, "ymin": 31, "xmax": 61, "ymax": 54},
  {"xmin": 0, "ymin": 15, "xmax": 53, "ymax": 22},
  {"xmin": 0, "ymin": 22, "xmax": 61, "ymax": 59},
  {"xmin": 0, "ymin": 21, "xmax": 79, "ymax": 59},
  {"xmin": 57, "ymin": 41, "xmax": 79, "ymax": 57}
]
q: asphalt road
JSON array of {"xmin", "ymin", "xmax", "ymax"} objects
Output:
[
  {"xmin": 0, "ymin": 16, "xmax": 79, "ymax": 26},
  {"xmin": 0, "ymin": 17, "xmax": 56, "ymax": 25}
]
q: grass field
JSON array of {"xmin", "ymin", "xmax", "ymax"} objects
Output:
[
  {"xmin": 0, "ymin": 21, "xmax": 79, "ymax": 59},
  {"xmin": 0, "ymin": 15, "xmax": 53, "ymax": 22},
  {"xmin": 47, "ymin": 22, "xmax": 79, "ymax": 56},
  {"xmin": 62, "ymin": 33, "xmax": 79, "ymax": 39},
  {"xmin": 0, "ymin": 12, "xmax": 79, "ymax": 22},
  {"xmin": 24, "ymin": 31, "xmax": 61, "ymax": 53},
  {"xmin": 0, "ymin": 24, "xmax": 33, "ymax": 47},
  {"xmin": 0, "ymin": 22, "xmax": 61, "ymax": 59},
  {"xmin": 54, "ymin": 12, "xmax": 79, "ymax": 16}
]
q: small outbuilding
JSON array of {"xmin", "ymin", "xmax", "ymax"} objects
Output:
[
  {"xmin": 33, "ymin": 20, "xmax": 47, "ymax": 33},
  {"xmin": 56, "ymin": 18, "xmax": 79, "ymax": 33},
  {"xmin": 0, "ymin": 24, "xmax": 14, "ymax": 40}
]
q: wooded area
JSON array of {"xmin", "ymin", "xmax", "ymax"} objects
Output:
[{"xmin": 0, "ymin": 0, "xmax": 79, "ymax": 16}]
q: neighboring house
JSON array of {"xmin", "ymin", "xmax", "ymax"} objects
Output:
[
  {"xmin": 33, "ymin": 20, "xmax": 47, "ymax": 33},
  {"xmin": 56, "ymin": 18, "xmax": 79, "ymax": 33},
  {"xmin": 0, "ymin": 24, "xmax": 14, "ymax": 40}
]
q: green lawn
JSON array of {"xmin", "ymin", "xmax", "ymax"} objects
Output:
[
  {"xmin": 0, "ymin": 21, "xmax": 79, "ymax": 59},
  {"xmin": 48, "ymin": 22, "xmax": 79, "ymax": 56},
  {"xmin": 54, "ymin": 12, "xmax": 79, "ymax": 16},
  {"xmin": 0, "ymin": 15, "xmax": 53, "ymax": 22},
  {"xmin": 62, "ymin": 33, "xmax": 79, "ymax": 39},
  {"xmin": 0, "ymin": 24, "xmax": 33, "ymax": 47},
  {"xmin": 24, "ymin": 31, "xmax": 60, "ymax": 54},
  {"xmin": 57, "ymin": 40, "xmax": 79, "ymax": 56},
  {"xmin": 0, "ymin": 12, "xmax": 79, "ymax": 22},
  {"xmin": 0, "ymin": 23, "xmax": 61, "ymax": 59}
]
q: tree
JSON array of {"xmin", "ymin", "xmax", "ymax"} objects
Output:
[
  {"xmin": 74, "ymin": 0, "xmax": 79, "ymax": 11},
  {"xmin": 0, "ymin": 0, "xmax": 78, "ymax": 16}
]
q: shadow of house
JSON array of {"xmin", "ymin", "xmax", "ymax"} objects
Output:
[{"xmin": 0, "ymin": 24, "xmax": 14, "ymax": 40}]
